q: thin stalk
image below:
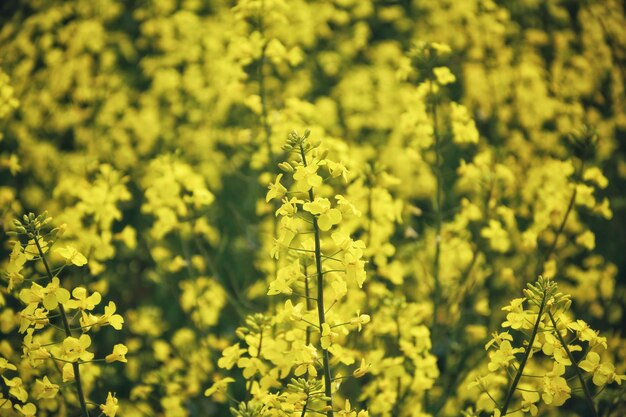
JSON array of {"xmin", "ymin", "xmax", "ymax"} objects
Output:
[
  {"xmin": 304, "ymin": 264, "xmax": 312, "ymax": 346},
  {"xmin": 245, "ymin": 327, "xmax": 264, "ymax": 401},
  {"xmin": 535, "ymin": 186, "xmax": 578, "ymax": 277},
  {"xmin": 366, "ymin": 175, "xmax": 373, "ymax": 248},
  {"xmin": 300, "ymin": 397, "xmax": 309, "ymax": 417},
  {"xmin": 257, "ymin": 2, "xmax": 281, "ymax": 294},
  {"xmin": 548, "ymin": 312, "xmax": 599, "ymax": 417},
  {"xmin": 425, "ymin": 77, "xmax": 443, "ymax": 413},
  {"xmin": 428, "ymin": 80, "xmax": 443, "ymax": 324},
  {"xmin": 500, "ymin": 293, "xmax": 546, "ymax": 416},
  {"xmin": 34, "ymin": 236, "xmax": 90, "ymax": 417},
  {"xmin": 299, "ymin": 144, "xmax": 334, "ymax": 417},
  {"xmin": 256, "ymin": 0, "xmax": 273, "ymax": 164},
  {"xmin": 259, "ymin": 40, "xmax": 273, "ymax": 164},
  {"xmin": 192, "ymin": 234, "xmax": 251, "ymax": 317},
  {"xmin": 391, "ymin": 376, "xmax": 402, "ymax": 417}
]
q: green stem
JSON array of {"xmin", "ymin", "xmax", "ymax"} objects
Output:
[
  {"xmin": 304, "ymin": 264, "xmax": 312, "ymax": 346},
  {"xmin": 300, "ymin": 397, "xmax": 309, "ymax": 417},
  {"xmin": 425, "ymin": 77, "xmax": 443, "ymax": 413},
  {"xmin": 245, "ymin": 326, "xmax": 264, "ymax": 402},
  {"xmin": 548, "ymin": 312, "xmax": 599, "ymax": 417},
  {"xmin": 534, "ymin": 164, "xmax": 581, "ymax": 278},
  {"xmin": 259, "ymin": 40, "xmax": 273, "ymax": 164},
  {"xmin": 428, "ymin": 79, "xmax": 443, "ymax": 325},
  {"xmin": 34, "ymin": 236, "xmax": 90, "ymax": 417},
  {"xmin": 500, "ymin": 293, "xmax": 546, "ymax": 416},
  {"xmin": 299, "ymin": 144, "xmax": 334, "ymax": 417}
]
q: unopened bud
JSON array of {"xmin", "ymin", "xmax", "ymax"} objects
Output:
[{"xmin": 278, "ymin": 162, "xmax": 294, "ymax": 173}]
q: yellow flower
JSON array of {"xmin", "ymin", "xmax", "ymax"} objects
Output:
[
  {"xmin": 3, "ymin": 376, "xmax": 28, "ymax": 402},
  {"xmin": 276, "ymin": 216, "xmax": 299, "ymax": 249},
  {"xmin": 336, "ymin": 195, "xmax": 361, "ymax": 217},
  {"xmin": 293, "ymin": 163, "xmax": 322, "ymax": 191},
  {"xmin": 326, "ymin": 160, "xmax": 349, "ymax": 182},
  {"xmin": 353, "ymin": 358, "xmax": 371, "ymax": 378},
  {"xmin": 237, "ymin": 357, "xmax": 266, "ymax": 379},
  {"xmin": 541, "ymin": 364, "xmax": 570, "ymax": 406},
  {"xmin": 568, "ymin": 320, "xmax": 607, "ymax": 349},
  {"xmin": 0, "ymin": 357, "xmax": 17, "ymax": 373},
  {"xmin": 56, "ymin": 246, "xmax": 88, "ymax": 266},
  {"xmin": 583, "ymin": 166, "xmax": 608, "ymax": 189},
  {"xmin": 42, "ymin": 277, "xmax": 71, "ymax": 311},
  {"xmin": 579, "ymin": 352, "xmax": 624, "ymax": 386},
  {"xmin": 433, "ymin": 66, "xmax": 456, "ymax": 85},
  {"xmin": 279, "ymin": 299, "xmax": 304, "ymax": 322},
  {"xmin": 204, "ymin": 377, "xmax": 235, "ymax": 397},
  {"xmin": 62, "ymin": 363, "xmax": 75, "ymax": 382},
  {"xmin": 342, "ymin": 242, "xmax": 366, "ymax": 288},
  {"xmin": 350, "ymin": 311, "xmax": 370, "ymax": 331},
  {"xmin": 487, "ymin": 340, "xmax": 523, "ymax": 372},
  {"xmin": 218, "ymin": 344, "xmax": 246, "ymax": 370},
  {"xmin": 338, "ymin": 399, "xmax": 356, "ymax": 417},
  {"xmin": 19, "ymin": 282, "xmax": 46, "ymax": 307},
  {"xmin": 65, "ymin": 287, "xmax": 102, "ymax": 311},
  {"xmin": 431, "ymin": 42, "xmax": 452, "ymax": 54},
  {"xmin": 105, "ymin": 344, "xmax": 128, "ymax": 363},
  {"xmin": 275, "ymin": 197, "xmax": 302, "ymax": 217},
  {"xmin": 321, "ymin": 323, "xmax": 337, "ymax": 350},
  {"xmin": 520, "ymin": 391, "xmax": 540, "ymax": 416},
  {"xmin": 481, "ymin": 220, "xmax": 510, "ymax": 253},
  {"xmin": 22, "ymin": 329, "xmax": 51, "ymax": 364},
  {"xmin": 303, "ymin": 197, "xmax": 342, "ymax": 231},
  {"xmin": 501, "ymin": 298, "xmax": 530, "ymax": 330},
  {"xmin": 57, "ymin": 334, "xmax": 94, "ymax": 362},
  {"xmin": 14, "ymin": 403, "xmax": 37, "ymax": 417},
  {"xmin": 100, "ymin": 392, "xmax": 119, "ymax": 417},
  {"xmin": 267, "ymin": 260, "xmax": 303, "ymax": 296},
  {"xmin": 19, "ymin": 304, "xmax": 49, "ymax": 333},
  {"xmin": 266, "ymin": 174, "xmax": 287, "ymax": 202},
  {"xmin": 575, "ymin": 230, "xmax": 595, "ymax": 250},
  {"xmin": 99, "ymin": 301, "xmax": 124, "ymax": 330},
  {"xmin": 33, "ymin": 376, "xmax": 59, "ymax": 399}
]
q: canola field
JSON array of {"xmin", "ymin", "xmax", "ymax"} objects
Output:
[{"xmin": 1, "ymin": 1, "xmax": 625, "ymax": 417}]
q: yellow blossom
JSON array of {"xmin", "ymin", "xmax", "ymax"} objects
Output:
[
  {"xmin": 303, "ymin": 197, "xmax": 342, "ymax": 231},
  {"xmin": 106, "ymin": 344, "xmax": 129, "ymax": 363},
  {"xmin": 100, "ymin": 392, "xmax": 119, "ymax": 417},
  {"xmin": 56, "ymin": 246, "xmax": 88, "ymax": 266},
  {"xmin": 204, "ymin": 377, "xmax": 235, "ymax": 397},
  {"xmin": 433, "ymin": 66, "xmax": 456, "ymax": 85},
  {"xmin": 266, "ymin": 174, "xmax": 287, "ymax": 202}
]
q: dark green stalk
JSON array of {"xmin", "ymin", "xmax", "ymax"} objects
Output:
[
  {"xmin": 534, "ymin": 187, "xmax": 578, "ymax": 278},
  {"xmin": 244, "ymin": 326, "xmax": 264, "ymax": 402},
  {"xmin": 548, "ymin": 312, "xmax": 599, "ymax": 417},
  {"xmin": 425, "ymin": 76, "xmax": 443, "ymax": 413},
  {"xmin": 34, "ymin": 236, "xmax": 90, "ymax": 417},
  {"xmin": 300, "ymin": 397, "xmax": 309, "ymax": 417},
  {"xmin": 299, "ymin": 144, "xmax": 334, "ymax": 417},
  {"xmin": 259, "ymin": 40, "xmax": 273, "ymax": 164},
  {"xmin": 428, "ymin": 79, "xmax": 443, "ymax": 325},
  {"xmin": 304, "ymin": 264, "xmax": 312, "ymax": 346},
  {"xmin": 500, "ymin": 293, "xmax": 546, "ymax": 416}
]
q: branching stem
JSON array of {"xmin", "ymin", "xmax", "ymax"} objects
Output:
[
  {"xmin": 34, "ymin": 236, "xmax": 90, "ymax": 417},
  {"xmin": 548, "ymin": 312, "xmax": 598, "ymax": 417},
  {"xmin": 299, "ymin": 143, "xmax": 334, "ymax": 417},
  {"xmin": 500, "ymin": 293, "xmax": 546, "ymax": 416}
]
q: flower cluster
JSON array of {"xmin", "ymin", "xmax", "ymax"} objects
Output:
[
  {"xmin": 207, "ymin": 131, "xmax": 370, "ymax": 417},
  {"xmin": 0, "ymin": 1, "xmax": 624, "ymax": 416},
  {"xmin": 470, "ymin": 276, "xmax": 625, "ymax": 416},
  {"xmin": 2, "ymin": 213, "xmax": 126, "ymax": 416}
]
